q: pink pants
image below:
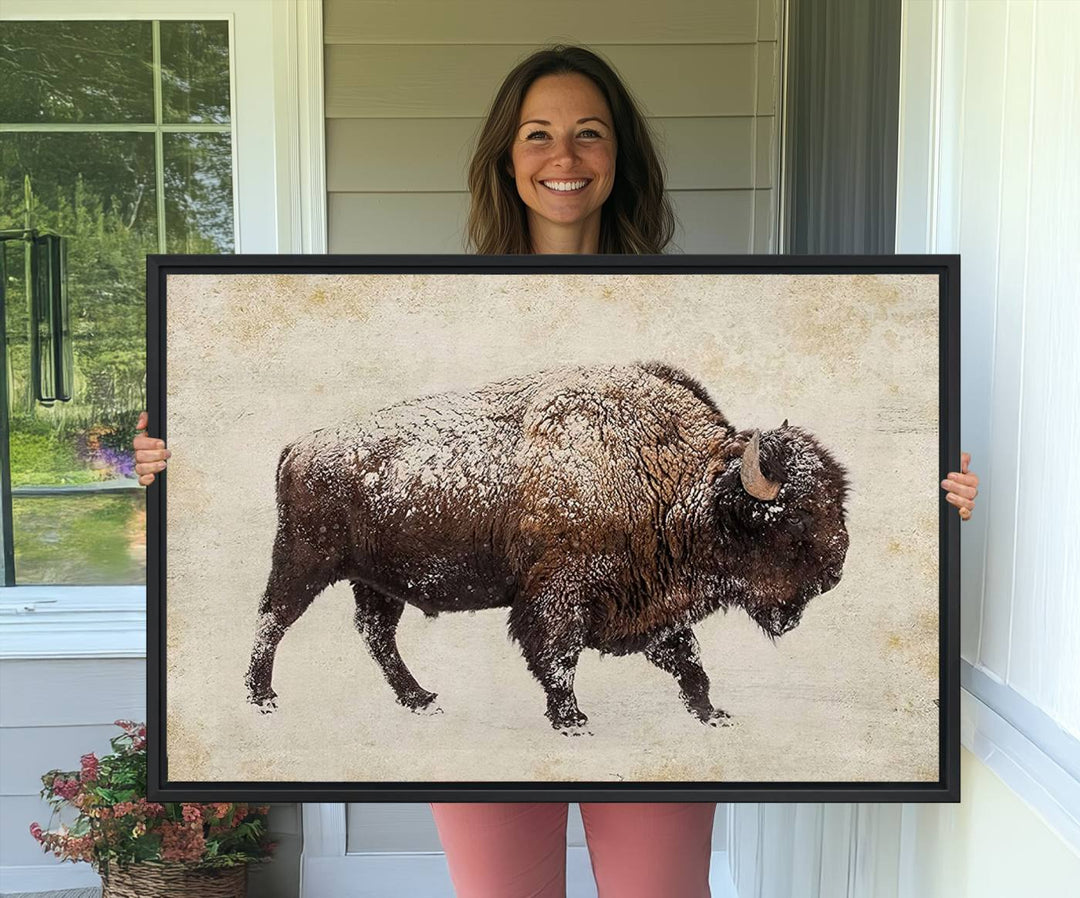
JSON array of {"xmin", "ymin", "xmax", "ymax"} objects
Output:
[{"xmin": 430, "ymin": 802, "xmax": 716, "ymax": 898}]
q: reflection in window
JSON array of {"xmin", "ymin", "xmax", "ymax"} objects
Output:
[
  {"xmin": 164, "ymin": 132, "xmax": 234, "ymax": 253},
  {"xmin": 0, "ymin": 21, "xmax": 155, "ymax": 124},
  {"xmin": 160, "ymin": 21, "xmax": 231, "ymax": 125},
  {"xmin": 13, "ymin": 493, "xmax": 146, "ymax": 586}
]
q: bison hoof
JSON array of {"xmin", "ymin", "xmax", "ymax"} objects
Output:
[
  {"xmin": 558, "ymin": 722, "xmax": 593, "ymax": 737},
  {"xmin": 549, "ymin": 709, "xmax": 589, "ymax": 733},
  {"xmin": 248, "ymin": 690, "xmax": 278, "ymax": 714},
  {"xmin": 410, "ymin": 702, "xmax": 444, "ymax": 717},
  {"xmin": 401, "ymin": 689, "xmax": 440, "ymax": 713},
  {"xmin": 696, "ymin": 707, "xmax": 733, "ymax": 727}
]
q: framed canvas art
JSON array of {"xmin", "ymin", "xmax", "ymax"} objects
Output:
[{"xmin": 147, "ymin": 254, "xmax": 960, "ymax": 803}]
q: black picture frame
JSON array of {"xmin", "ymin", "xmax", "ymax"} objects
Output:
[{"xmin": 147, "ymin": 253, "xmax": 960, "ymax": 803}]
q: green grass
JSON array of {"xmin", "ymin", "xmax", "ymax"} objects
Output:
[
  {"xmin": 8, "ymin": 429, "xmax": 101, "ymax": 486},
  {"xmin": 13, "ymin": 492, "xmax": 145, "ymax": 584}
]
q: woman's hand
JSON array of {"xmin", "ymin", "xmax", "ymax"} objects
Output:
[
  {"xmin": 941, "ymin": 452, "xmax": 979, "ymax": 521},
  {"xmin": 133, "ymin": 410, "xmax": 170, "ymax": 486}
]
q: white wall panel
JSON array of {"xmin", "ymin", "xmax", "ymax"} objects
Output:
[
  {"xmin": 980, "ymin": 0, "xmax": 1036, "ymax": 683},
  {"xmin": 345, "ymin": 802, "xmax": 443, "ymax": 853},
  {"xmin": 0, "ymin": 660, "xmax": 144, "ymax": 728},
  {"xmin": 1004, "ymin": 0, "xmax": 1080, "ymax": 731},
  {"xmin": 953, "ymin": 1, "xmax": 1007, "ymax": 667},
  {"xmin": 900, "ymin": 0, "xmax": 1080, "ymax": 737},
  {"xmin": 0, "ymin": 724, "xmax": 120, "ymax": 796}
]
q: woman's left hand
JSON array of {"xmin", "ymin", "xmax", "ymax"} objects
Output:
[{"xmin": 941, "ymin": 452, "xmax": 979, "ymax": 521}]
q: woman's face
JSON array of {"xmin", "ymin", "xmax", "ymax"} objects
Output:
[{"xmin": 508, "ymin": 73, "xmax": 617, "ymax": 239}]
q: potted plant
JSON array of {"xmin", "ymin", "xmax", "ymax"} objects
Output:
[{"xmin": 30, "ymin": 720, "xmax": 276, "ymax": 897}]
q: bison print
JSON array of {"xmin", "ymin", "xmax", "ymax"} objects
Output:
[{"xmin": 244, "ymin": 362, "xmax": 851, "ymax": 733}]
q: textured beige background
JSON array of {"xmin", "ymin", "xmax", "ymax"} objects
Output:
[{"xmin": 165, "ymin": 271, "xmax": 939, "ymax": 784}]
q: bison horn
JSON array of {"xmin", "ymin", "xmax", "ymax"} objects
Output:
[{"xmin": 740, "ymin": 430, "xmax": 782, "ymax": 501}]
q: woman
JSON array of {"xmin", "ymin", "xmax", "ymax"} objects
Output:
[{"xmin": 134, "ymin": 45, "xmax": 979, "ymax": 898}]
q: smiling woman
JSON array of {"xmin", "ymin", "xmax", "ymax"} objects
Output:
[
  {"xmin": 507, "ymin": 73, "xmax": 618, "ymax": 253},
  {"xmin": 465, "ymin": 45, "xmax": 675, "ymax": 255}
]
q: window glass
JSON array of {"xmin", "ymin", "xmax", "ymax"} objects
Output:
[
  {"xmin": 1, "ymin": 133, "xmax": 155, "ymax": 584},
  {"xmin": 160, "ymin": 21, "xmax": 231, "ymax": 124},
  {"xmin": 0, "ymin": 21, "xmax": 155, "ymax": 124},
  {"xmin": 12, "ymin": 494, "xmax": 145, "ymax": 585},
  {"xmin": 0, "ymin": 20, "xmax": 233, "ymax": 585},
  {"xmin": 164, "ymin": 132, "xmax": 235, "ymax": 253}
]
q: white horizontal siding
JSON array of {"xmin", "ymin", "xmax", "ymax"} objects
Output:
[
  {"xmin": 325, "ymin": 44, "xmax": 768, "ymax": 119},
  {"xmin": 326, "ymin": 117, "xmax": 773, "ymax": 191},
  {"xmin": 0, "ymin": 660, "xmax": 145, "ymax": 729},
  {"xmin": 324, "ymin": 0, "xmax": 782, "ymax": 257},
  {"xmin": 328, "ymin": 188, "xmax": 761, "ymax": 254},
  {"xmin": 0, "ymin": 661, "xmax": 144, "ymax": 869},
  {"xmin": 324, "ymin": 0, "xmax": 763, "ymax": 45},
  {"xmin": 0, "ymin": 725, "xmax": 122, "ymax": 797}
]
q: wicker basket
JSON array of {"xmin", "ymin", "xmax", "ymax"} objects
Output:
[{"xmin": 100, "ymin": 861, "xmax": 247, "ymax": 897}]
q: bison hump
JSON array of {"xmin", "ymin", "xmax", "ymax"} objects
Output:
[{"xmin": 514, "ymin": 364, "xmax": 725, "ymax": 533}]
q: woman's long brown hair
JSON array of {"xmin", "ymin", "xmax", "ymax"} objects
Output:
[{"xmin": 465, "ymin": 45, "xmax": 677, "ymax": 255}]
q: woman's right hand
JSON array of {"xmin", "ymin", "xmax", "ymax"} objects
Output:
[{"xmin": 133, "ymin": 410, "xmax": 170, "ymax": 486}]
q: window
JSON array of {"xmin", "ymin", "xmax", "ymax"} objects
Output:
[{"xmin": 0, "ymin": 18, "xmax": 235, "ymax": 585}]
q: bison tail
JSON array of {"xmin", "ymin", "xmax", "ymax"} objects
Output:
[
  {"xmin": 275, "ymin": 443, "xmax": 292, "ymax": 485},
  {"xmin": 273, "ymin": 440, "xmax": 306, "ymax": 502}
]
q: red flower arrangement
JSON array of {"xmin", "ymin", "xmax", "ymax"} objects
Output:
[{"xmin": 30, "ymin": 720, "xmax": 276, "ymax": 877}]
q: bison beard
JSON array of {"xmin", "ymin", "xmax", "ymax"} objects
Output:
[{"xmin": 244, "ymin": 362, "xmax": 851, "ymax": 733}]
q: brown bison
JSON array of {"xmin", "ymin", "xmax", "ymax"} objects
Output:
[{"xmin": 244, "ymin": 362, "xmax": 850, "ymax": 732}]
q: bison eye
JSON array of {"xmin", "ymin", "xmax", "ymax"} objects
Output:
[{"xmin": 786, "ymin": 510, "xmax": 814, "ymax": 537}]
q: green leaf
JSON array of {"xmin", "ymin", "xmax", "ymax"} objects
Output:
[{"xmin": 133, "ymin": 837, "xmax": 159, "ymax": 862}]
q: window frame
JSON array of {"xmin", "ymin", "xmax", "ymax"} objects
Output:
[{"xmin": 0, "ymin": 0, "xmax": 326, "ymax": 658}]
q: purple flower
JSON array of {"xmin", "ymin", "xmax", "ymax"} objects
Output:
[{"xmin": 95, "ymin": 446, "xmax": 137, "ymax": 479}]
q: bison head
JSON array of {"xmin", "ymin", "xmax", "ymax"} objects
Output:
[{"xmin": 711, "ymin": 422, "xmax": 851, "ymax": 639}]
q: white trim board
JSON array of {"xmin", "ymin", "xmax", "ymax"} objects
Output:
[
  {"xmin": 272, "ymin": 0, "xmax": 328, "ymax": 254},
  {"xmin": 0, "ymin": 588, "xmax": 145, "ymax": 660},
  {"xmin": 961, "ymin": 686, "xmax": 1080, "ymax": 854},
  {"xmin": 962, "ymin": 660, "xmax": 1080, "ymax": 784}
]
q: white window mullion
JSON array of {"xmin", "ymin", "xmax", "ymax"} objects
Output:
[{"xmin": 152, "ymin": 18, "xmax": 167, "ymax": 254}]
